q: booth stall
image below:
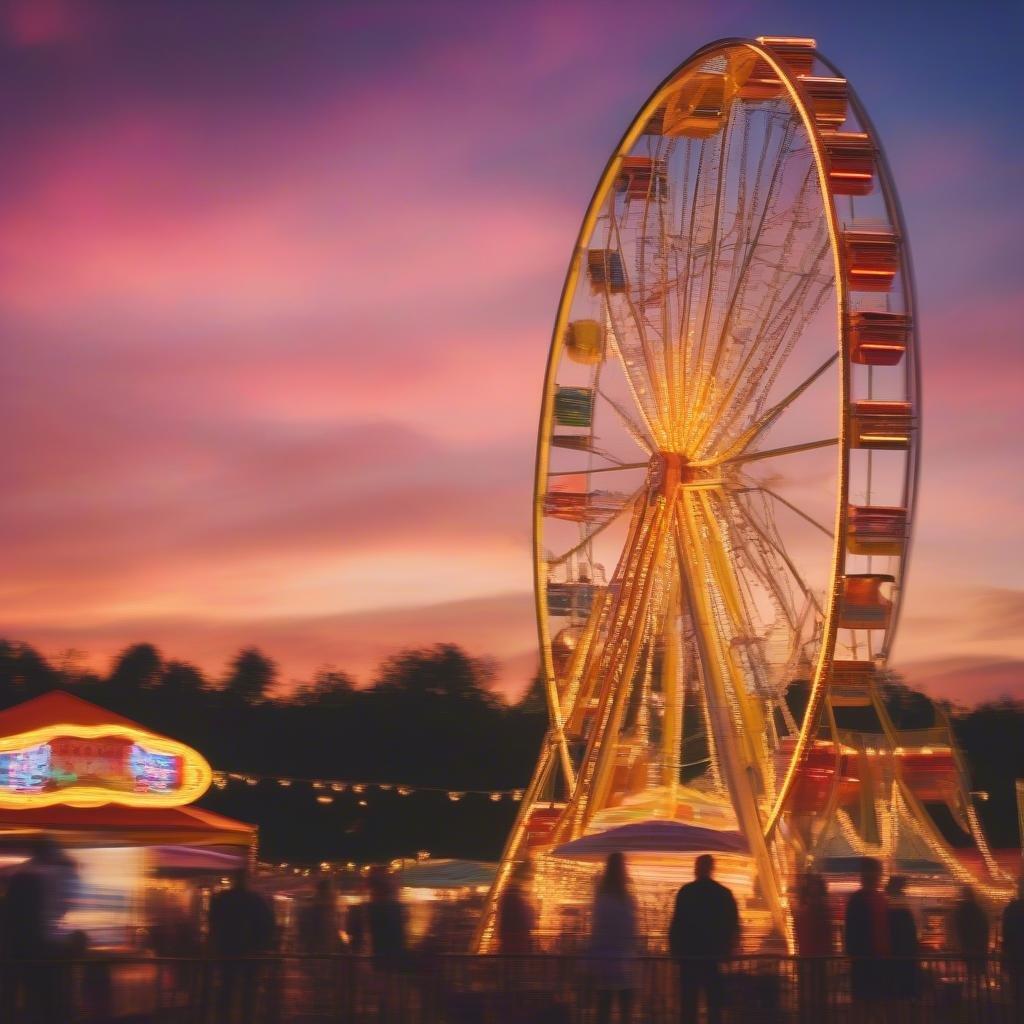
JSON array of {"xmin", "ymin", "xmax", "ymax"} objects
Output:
[{"xmin": 0, "ymin": 691, "xmax": 255, "ymax": 949}]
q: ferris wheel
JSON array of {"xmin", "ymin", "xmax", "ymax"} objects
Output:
[
  {"xmin": 478, "ymin": 36, "xmax": 1003, "ymax": 951},
  {"xmin": 536, "ymin": 31, "xmax": 919, "ymax": 849}
]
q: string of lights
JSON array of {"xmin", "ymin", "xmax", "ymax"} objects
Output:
[{"xmin": 210, "ymin": 770, "xmax": 524, "ymax": 804}]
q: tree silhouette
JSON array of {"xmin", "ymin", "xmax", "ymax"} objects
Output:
[
  {"xmin": 109, "ymin": 643, "xmax": 164, "ymax": 693},
  {"xmin": 373, "ymin": 643, "xmax": 497, "ymax": 705},
  {"xmin": 295, "ymin": 667, "xmax": 355, "ymax": 707},
  {"xmin": 160, "ymin": 659, "xmax": 206, "ymax": 698},
  {"xmin": 516, "ymin": 671, "xmax": 547, "ymax": 714},
  {"xmin": 0, "ymin": 639, "xmax": 61, "ymax": 700},
  {"xmin": 224, "ymin": 646, "xmax": 277, "ymax": 703}
]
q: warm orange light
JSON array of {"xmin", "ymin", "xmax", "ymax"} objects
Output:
[
  {"xmin": 0, "ymin": 724, "xmax": 211, "ymax": 809},
  {"xmin": 859, "ymin": 434, "xmax": 909, "ymax": 445}
]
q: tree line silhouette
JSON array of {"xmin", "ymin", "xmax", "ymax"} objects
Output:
[{"xmin": 0, "ymin": 639, "xmax": 1020, "ymax": 862}]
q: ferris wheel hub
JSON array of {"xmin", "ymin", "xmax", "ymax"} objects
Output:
[{"xmin": 650, "ymin": 451, "xmax": 720, "ymax": 497}]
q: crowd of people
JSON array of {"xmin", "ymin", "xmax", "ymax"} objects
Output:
[
  {"xmin": 491, "ymin": 853, "xmax": 1024, "ymax": 1023},
  {"xmin": 2, "ymin": 839, "xmax": 1024, "ymax": 1022}
]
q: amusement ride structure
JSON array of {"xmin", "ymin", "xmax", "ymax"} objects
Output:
[{"xmin": 477, "ymin": 36, "xmax": 1013, "ymax": 950}]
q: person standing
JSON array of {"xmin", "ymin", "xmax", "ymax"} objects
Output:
[
  {"xmin": 208, "ymin": 871, "xmax": 277, "ymax": 1023},
  {"xmin": 364, "ymin": 867, "xmax": 408, "ymax": 1023},
  {"xmin": 668, "ymin": 854, "xmax": 740, "ymax": 1024},
  {"xmin": 794, "ymin": 872, "xmax": 832, "ymax": 1024},
  {"xmin": 884, "ymin": 875, "xmax": 919, "ymax": 1002},
  {"xmin": 588, "ymin": 852, "xmax": 638, "ymax": 1024},
  {"xmin": 2, "ymin": 838, "xmax": 77, "ymax": 1023},
  {"xmin": 1001, "ymin": 878, "xmax": 1024, "ymax": 1014},
  {"xmin": 951, "ymin": 885, "xmax": 989, "ymax": 959},
  {"xmin": 844, "ymin": 857, "xmax": 890, "ymax": 1007},
  {"xmin": 496, "ymin": 864, "xmax": 536, "ymax": 955},
  {"xmin": 951, "ymin": 883, "xmax": 990, "ymax": 1006},
  {"xmin": 299, "ymin": 878, "xmax": 340, "ymax": 955},
  {"xmin": 365, "ymin": 867, "xmax": 407, "ymax": 967}
]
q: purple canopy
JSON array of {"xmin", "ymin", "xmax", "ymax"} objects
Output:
[{"xmin": 552, "ymin": 819, "xmax": 749, "ymax": 860}]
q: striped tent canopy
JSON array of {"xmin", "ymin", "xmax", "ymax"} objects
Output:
[{"xmin": 552, "ymin": 820, "xmax": 749, "ymax": 860}]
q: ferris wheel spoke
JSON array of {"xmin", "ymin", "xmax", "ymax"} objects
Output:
[
  {"xmin": 716, "ymin": 352, "xmax": 839, "ymax": 463},
  {"xmin": 608, "ymin": 211, "xmax": 672, "ymax": 437},
  {"xmin": 723, "ymin": 493, "xmax": 806, "ymax": 632},
  {"xmin": 728, "ymin": 489, "xmax": 824, "ymax": 616},
  {"xmin": 689, "ymin": 121, "xmax": 807, "ymax": 454},
  {"xmin": 545, "ymin": 485, "xmax": 646, "ymax": 567},
  {"xmin": 747, "ymin": 273, "xmax": 833, "ymax": 425},
  {"xmin": 713, "ymin": 158, "xmax": 830, "ymax": 411},
  {"xmin": 703, "ymin": 241, "xmax": 831, "ymax": 458},
  {"xmin": 604, "ymin": 309, "xmax": 667, "ymax": 447},
  {"xmin": 674, "ymin": 140, "xmax": 710, "ymax": 439},
  {"xmin": 718, "ymin": 436, "xmax": 838, "ymax": 466},
  {"xmin": 687, "ymin": 125, "xmax": 732, "ymax": 426},
  {"xmin": 547, "ymin": 463, "xmax": 649, "ymax": 478},
  {"xmin": 684, "ymin": 120, "xmax": 801, "ymax": 452},
  {"xmin": 721, "ymin": 491, "xmax": 801, "ymax": 631},
  {"xmin": 656, "ymin": 145, "xmax": 680, "ymax": 442},
  {"xmin": 692, "ymin": 173, "xmax": 827, "ymax": 454},
  {"xmin": 721, "ymin": 108, "xmax": 752, "ymax": 305},
  {"xmin": 595, "ymin": 386, "xmax": 654, "ymax": 456},
  {"xmin": 715, "ymin": 502, "xmax": 797, "ymax": 699},
  {"xmin": 734, "ymin": 483, "xmax": 834, "ymax": 539}
]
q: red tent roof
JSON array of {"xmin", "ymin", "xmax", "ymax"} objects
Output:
[
  {"xmin": 0, "ymin": 803, "xmax": 255, "ymax": 847},
  {"xmin": 0, "ymin": 803, "xmax": 252, "ymax": 832},
  {"xmin": 0, "ymin": 691, "xmax": 159, "ymax": 738}
]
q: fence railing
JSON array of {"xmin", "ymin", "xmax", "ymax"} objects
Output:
[{"xmin": 1, "ymin": 953, "xmax": 1021, "ymax": 1023}]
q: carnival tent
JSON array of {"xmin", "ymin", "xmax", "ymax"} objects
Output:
[
  {"xmin": 0, "ymin": 690, "xmax": 254, "ymax": 851},
  {"xmin": 551, "ymin": 819, "xmax": 749, "ymax": 860}
]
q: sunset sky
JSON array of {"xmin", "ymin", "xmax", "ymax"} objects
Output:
[{"xmin": 3, "ymin": 0, "xmax": 1022, "ymax": 702}]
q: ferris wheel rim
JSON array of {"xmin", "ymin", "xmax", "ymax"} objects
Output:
[{"xmin": 531, "ymin": 36, "xmax": 919, "ymax": 826}]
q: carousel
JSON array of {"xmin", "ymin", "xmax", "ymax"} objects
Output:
[{"xmin": 0, "ymin": 691, "xmax": 255, "ymax": 947}]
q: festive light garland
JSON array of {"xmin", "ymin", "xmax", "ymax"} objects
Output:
[{"xmin": 210, "ymin": 769, "xmax": 524, "ymax": 803}]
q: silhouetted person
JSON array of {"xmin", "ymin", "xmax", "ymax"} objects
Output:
[
  {"xmin": 208, "ymin": 871, "xmax": 276, "ymax": 1023},
  {"xmin": 362, "ymin": 867, "xmax": 408, "ymax": 1023},
  {"xmin": 496, "ymin": 863, "xmax": 536, "ymax": 955},
  {"xmin": 3, "ymin": 838, "xmax": 76, "ymax": 1023},
  {"xmin": 795, "ymin": 872, "xmax": 832, "ymax": 957},
  {"xmin": 365, "ymin": 866, "xmax": 407, "ymax": 967},
  {"xmin": 951, "ymin": 883, "xmax": 989, "ymax": 1000},
  {"xmin": 296, "ymin": 877, "xmax": 339, "ymax": 1001},
  {"xmin": 884, "ymin": 875, "xmax": 919, "ymax": 1000},
  {"xmin": 588, "ymin": 852, "xmax": 638, "ymax": 1024},
  {"xmin": 1002, "ymin": 878, "xmax": 1024, "ymax": 1012},
  {"xmin": 794, "ymin": 872, "xmax": 831, "ymax": 1024},
  {"xmin": 346, "ymin": 898, "xmax": 367, "ymax": 953},
  {"xmin": 844, "ymin": 857, "xmax": 890, "ymax": 1005},
  {"xmin": 668, "ymin": 854, "xmax": 739, "ymax": 1024},
  {"xmin": 299, "ymin": 878, "xmax": 340, "ymax": 954}
]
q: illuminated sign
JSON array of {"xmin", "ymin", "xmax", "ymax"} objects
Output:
[{"xmin": 0, "ymin": 725, "xmax": 212, "ymax": 808}]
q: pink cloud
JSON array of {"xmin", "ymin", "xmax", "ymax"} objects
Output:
[{"xmin": 1, "ymin": 0, "xmax": 87, "ymax": 48}]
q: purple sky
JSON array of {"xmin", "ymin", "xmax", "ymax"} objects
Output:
[{"xmin": 2, "ymin": 0, "xmax": 1022, "ymax": 702}]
